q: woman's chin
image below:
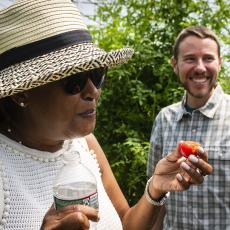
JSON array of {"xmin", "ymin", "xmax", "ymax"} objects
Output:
[{"xmin": 70, "ymin": 125, "xmax": 96, "ymax": 138}]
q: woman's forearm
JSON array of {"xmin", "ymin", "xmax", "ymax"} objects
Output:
[{"xmin": 122, "ymin": 194, "xmax": 166, "ymax": 230}]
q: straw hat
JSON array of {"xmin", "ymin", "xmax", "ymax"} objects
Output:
[{"xmin": 0, "ymin": 0, "xmax": 134, "ymax": 98}]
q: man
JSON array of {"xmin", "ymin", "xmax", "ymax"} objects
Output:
[{"xmin": 147, "ymin": 26, "xmax": 230, "ymax": 230}]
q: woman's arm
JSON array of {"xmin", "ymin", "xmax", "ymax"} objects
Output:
[
  {"xmin": 86, "ymin": 133, "xmax": 212, "ymax": 230},
  {"xmin": 86, "ymin": 134, "xmax": 166, "ymax": 229},
  {"xmin": 85, "ymin": 134, "xmax": 130, "ymax": 220}
]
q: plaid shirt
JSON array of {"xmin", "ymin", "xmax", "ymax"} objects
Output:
[{"xmin": 147, "ymin": 84, "xmax": 230, "ymax": 230}]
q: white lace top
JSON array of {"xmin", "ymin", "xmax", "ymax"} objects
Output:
[{"xmin": 0, "ymin": 133, "xmax": 123, "ymax": 230}]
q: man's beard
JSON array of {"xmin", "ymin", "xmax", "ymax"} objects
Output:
[{"xmin": 182, "ymin": 78, "xmax": 216, "ymax": 99}]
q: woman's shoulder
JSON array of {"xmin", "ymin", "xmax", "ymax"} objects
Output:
[{"xmin": 83, "ymin": 134, "xmax": 109, "ymax": 176}]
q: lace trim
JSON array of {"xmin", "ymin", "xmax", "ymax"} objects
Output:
[
  {"xmin": 0, "ymin": 142, "xmax": 63, "ymax": 162},
  {"xmin": 0, "ymin": 162, "xmax": 10, "ymax": 228},
  {"xmin": 0, "ymin": 135, "xmax": 101, "ymax": 180},
  {"xmin": 0, "ymin": 133, "xmax": 68, "ymax": 162},
  {"xmin": 74, "ymin": 139, "xmax": 101, "ymax": 176}
]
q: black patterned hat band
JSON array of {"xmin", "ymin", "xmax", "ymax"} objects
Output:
[{"xmin": 0, "ymin": 0, "xmax": 134, "ymax": 98}]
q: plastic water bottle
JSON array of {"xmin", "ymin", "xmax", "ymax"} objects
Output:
[{"xmin": 53, "ymin": 152, "xmax": 98, "ymax": 228}]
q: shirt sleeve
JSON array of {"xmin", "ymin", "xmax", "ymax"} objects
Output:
[{"xmin": 146, "ymin": 111, "xmax": 163, "ymax": 177}]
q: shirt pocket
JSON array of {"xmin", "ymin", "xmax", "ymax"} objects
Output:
[
  {"xmin": 204, "ymin": 145, "xmax": 230, "ymax": 194},
  {"xmin": 206, "ymin": 145, "xmax": 230, "ymax": 165}
]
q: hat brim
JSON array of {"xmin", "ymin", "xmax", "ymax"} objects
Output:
[{"xmin": 0, "ymin": 42, "xmax": 133, "ymax": 98}]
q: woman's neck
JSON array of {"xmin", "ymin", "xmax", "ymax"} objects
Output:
[{"xmin": 0, "ymin": 122, "xmax": 64, "ymax": 152}]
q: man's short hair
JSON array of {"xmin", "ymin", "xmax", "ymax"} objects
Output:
[{"xmin": 173, "ymin": 26, "xmax": 221, "ymax": 60}]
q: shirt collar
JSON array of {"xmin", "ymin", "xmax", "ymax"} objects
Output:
[{"xmin": 176, "ymin": 84, "xmax": 223, "ymax": 121}]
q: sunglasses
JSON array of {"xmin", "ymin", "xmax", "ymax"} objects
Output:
[{"xmin": 61, "ymin": 67, "xmax": 107, "ymax": 95}]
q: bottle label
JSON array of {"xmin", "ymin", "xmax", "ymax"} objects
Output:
[{"xmin": 54, "ymin": 191, "xmax": 99, "ymax": 210}]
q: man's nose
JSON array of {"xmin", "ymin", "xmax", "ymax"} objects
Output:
[{"xmin": 194, "ymin": 59, "xmax": 206, "ymax": 73}]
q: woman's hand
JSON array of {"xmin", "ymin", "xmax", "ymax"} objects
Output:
[
  {"xmin": 40, "ymin": 204, "xmax": 99, "ymax": 230},
  {"xmin": 149, "ymin": 143, "xmax": 213, "ymax": 200}
]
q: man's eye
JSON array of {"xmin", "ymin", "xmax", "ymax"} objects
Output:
[
  {"xmin": 204, "ymin": 56, "xmax": 214, "ymax": 62},
  {"xmin": 184, "ymin": 57, "xmax": 195, "ymax": 63}
]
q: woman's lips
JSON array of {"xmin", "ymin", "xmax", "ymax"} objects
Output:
[{"xmin": 77, "ymin": 108, "xmax": 96, "ymax": 116}]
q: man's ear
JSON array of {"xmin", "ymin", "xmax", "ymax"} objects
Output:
[
  {"xmin": 218, "ymin": 56, "xmax": 222, "ymax": 72},
  {"xmin": 171, "ymin": 57, "xmax": 178, "ymax": 75},
  {"xmin": 11, "ymin": 92, "xmax": 29, "ymax": 108}
]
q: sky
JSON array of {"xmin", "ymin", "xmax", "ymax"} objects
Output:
[
  {"xmin": 0, "ymin": 0, "xmax": 97, "ymax": 24},
  {"xmin": 0, "ymin": 0, "xmax": 15, "ymax": 8},
  {"xmin": 0, "ymin": 0, "xmax": 98, "ymax": 26}
]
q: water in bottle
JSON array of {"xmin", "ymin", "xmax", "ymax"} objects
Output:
[{"xmin": 53, "ymin": 152, "xmax": 99, "ymax": 228}]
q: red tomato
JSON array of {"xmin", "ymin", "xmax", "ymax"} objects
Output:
[{"xmin": 179, "ymin": 141, "xmax": 200, "ymax": 158}]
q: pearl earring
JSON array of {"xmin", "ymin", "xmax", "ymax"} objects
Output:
[
  {"xmin": 20, "ymin": 102, "xmax": 25, "ymax": 107},
  {"xmin": 7, "ymin": 128, "xmax": 12, "ymax": 133}
]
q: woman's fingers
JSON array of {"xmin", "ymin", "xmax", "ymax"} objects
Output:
[
  {"xmin": 196, "ymin": 146, "xmax": 208, "ymax": 161},
  {"xmin": 188, "ymin": 154, "xmax": 213, "ymax": 176},
  {"xmin": 55, "ymin": 204, "xmax": 99, "ymax": 222},
  {"xmin": 58, "ymin": 211, "xmax": 90, "ymax": 230},
  {"xmin": 178, "ymin": 152, "xmax": 213, "ymax": 185},
  {"xmin": 176, "ymin": 173, "xmax": 191, "ymax": 190},
  {"xmin": 178, "ymin": 160, "xmax": 204, "ymax": 185},
  {"xmin": 42, "ymin": 204, "xmax": 99, "ymax": 230}
]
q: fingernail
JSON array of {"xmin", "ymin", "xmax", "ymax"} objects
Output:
[
  {"xmin": 197, "ymin": 146, "xmax": 205, "ymax": 154},
  {"xmin": 188, "ymin": 155, "xmax": 198, "ymax": 163},
  {"xmin": 181, "ymin": 162, "xmax": 190, "ymax": 171},
  {"xmin": 176, "ymin": 173, "xmax": 183, "ymax": 181}
]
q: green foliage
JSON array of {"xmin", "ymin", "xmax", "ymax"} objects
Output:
[{"xmin": 90, "ymin": 0, "xmax": 230, "ymax": 205}]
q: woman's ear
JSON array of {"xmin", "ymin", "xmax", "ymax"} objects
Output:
[{"xmin": 11, "ymin": 92, "xmax": 28, "ymax": 108}]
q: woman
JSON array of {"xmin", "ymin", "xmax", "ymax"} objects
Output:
[{"xmin": 0, "ymin": 0, "xmax": 212, "ymax": 229}]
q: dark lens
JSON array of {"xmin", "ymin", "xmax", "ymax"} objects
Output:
[
  {"xmin": 89, "ymin": 67, "xmax": 107, "ymax": 89},
  {"xmin": 62, "ymin": 67, "xmax": 107, "ymax": 95},
  {"xmin": 63, "ymin": 72, "xmax": 87, "ymax": 95}
]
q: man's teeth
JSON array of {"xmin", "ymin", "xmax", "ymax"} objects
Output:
[{"xmin": 192, "ymin": 78, "xmax": 207, "ymax": 83}]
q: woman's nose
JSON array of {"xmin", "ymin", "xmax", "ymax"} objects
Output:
[{"xmin": 81, "ymin": 78, "xmax": 100, "ymax": 101}]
